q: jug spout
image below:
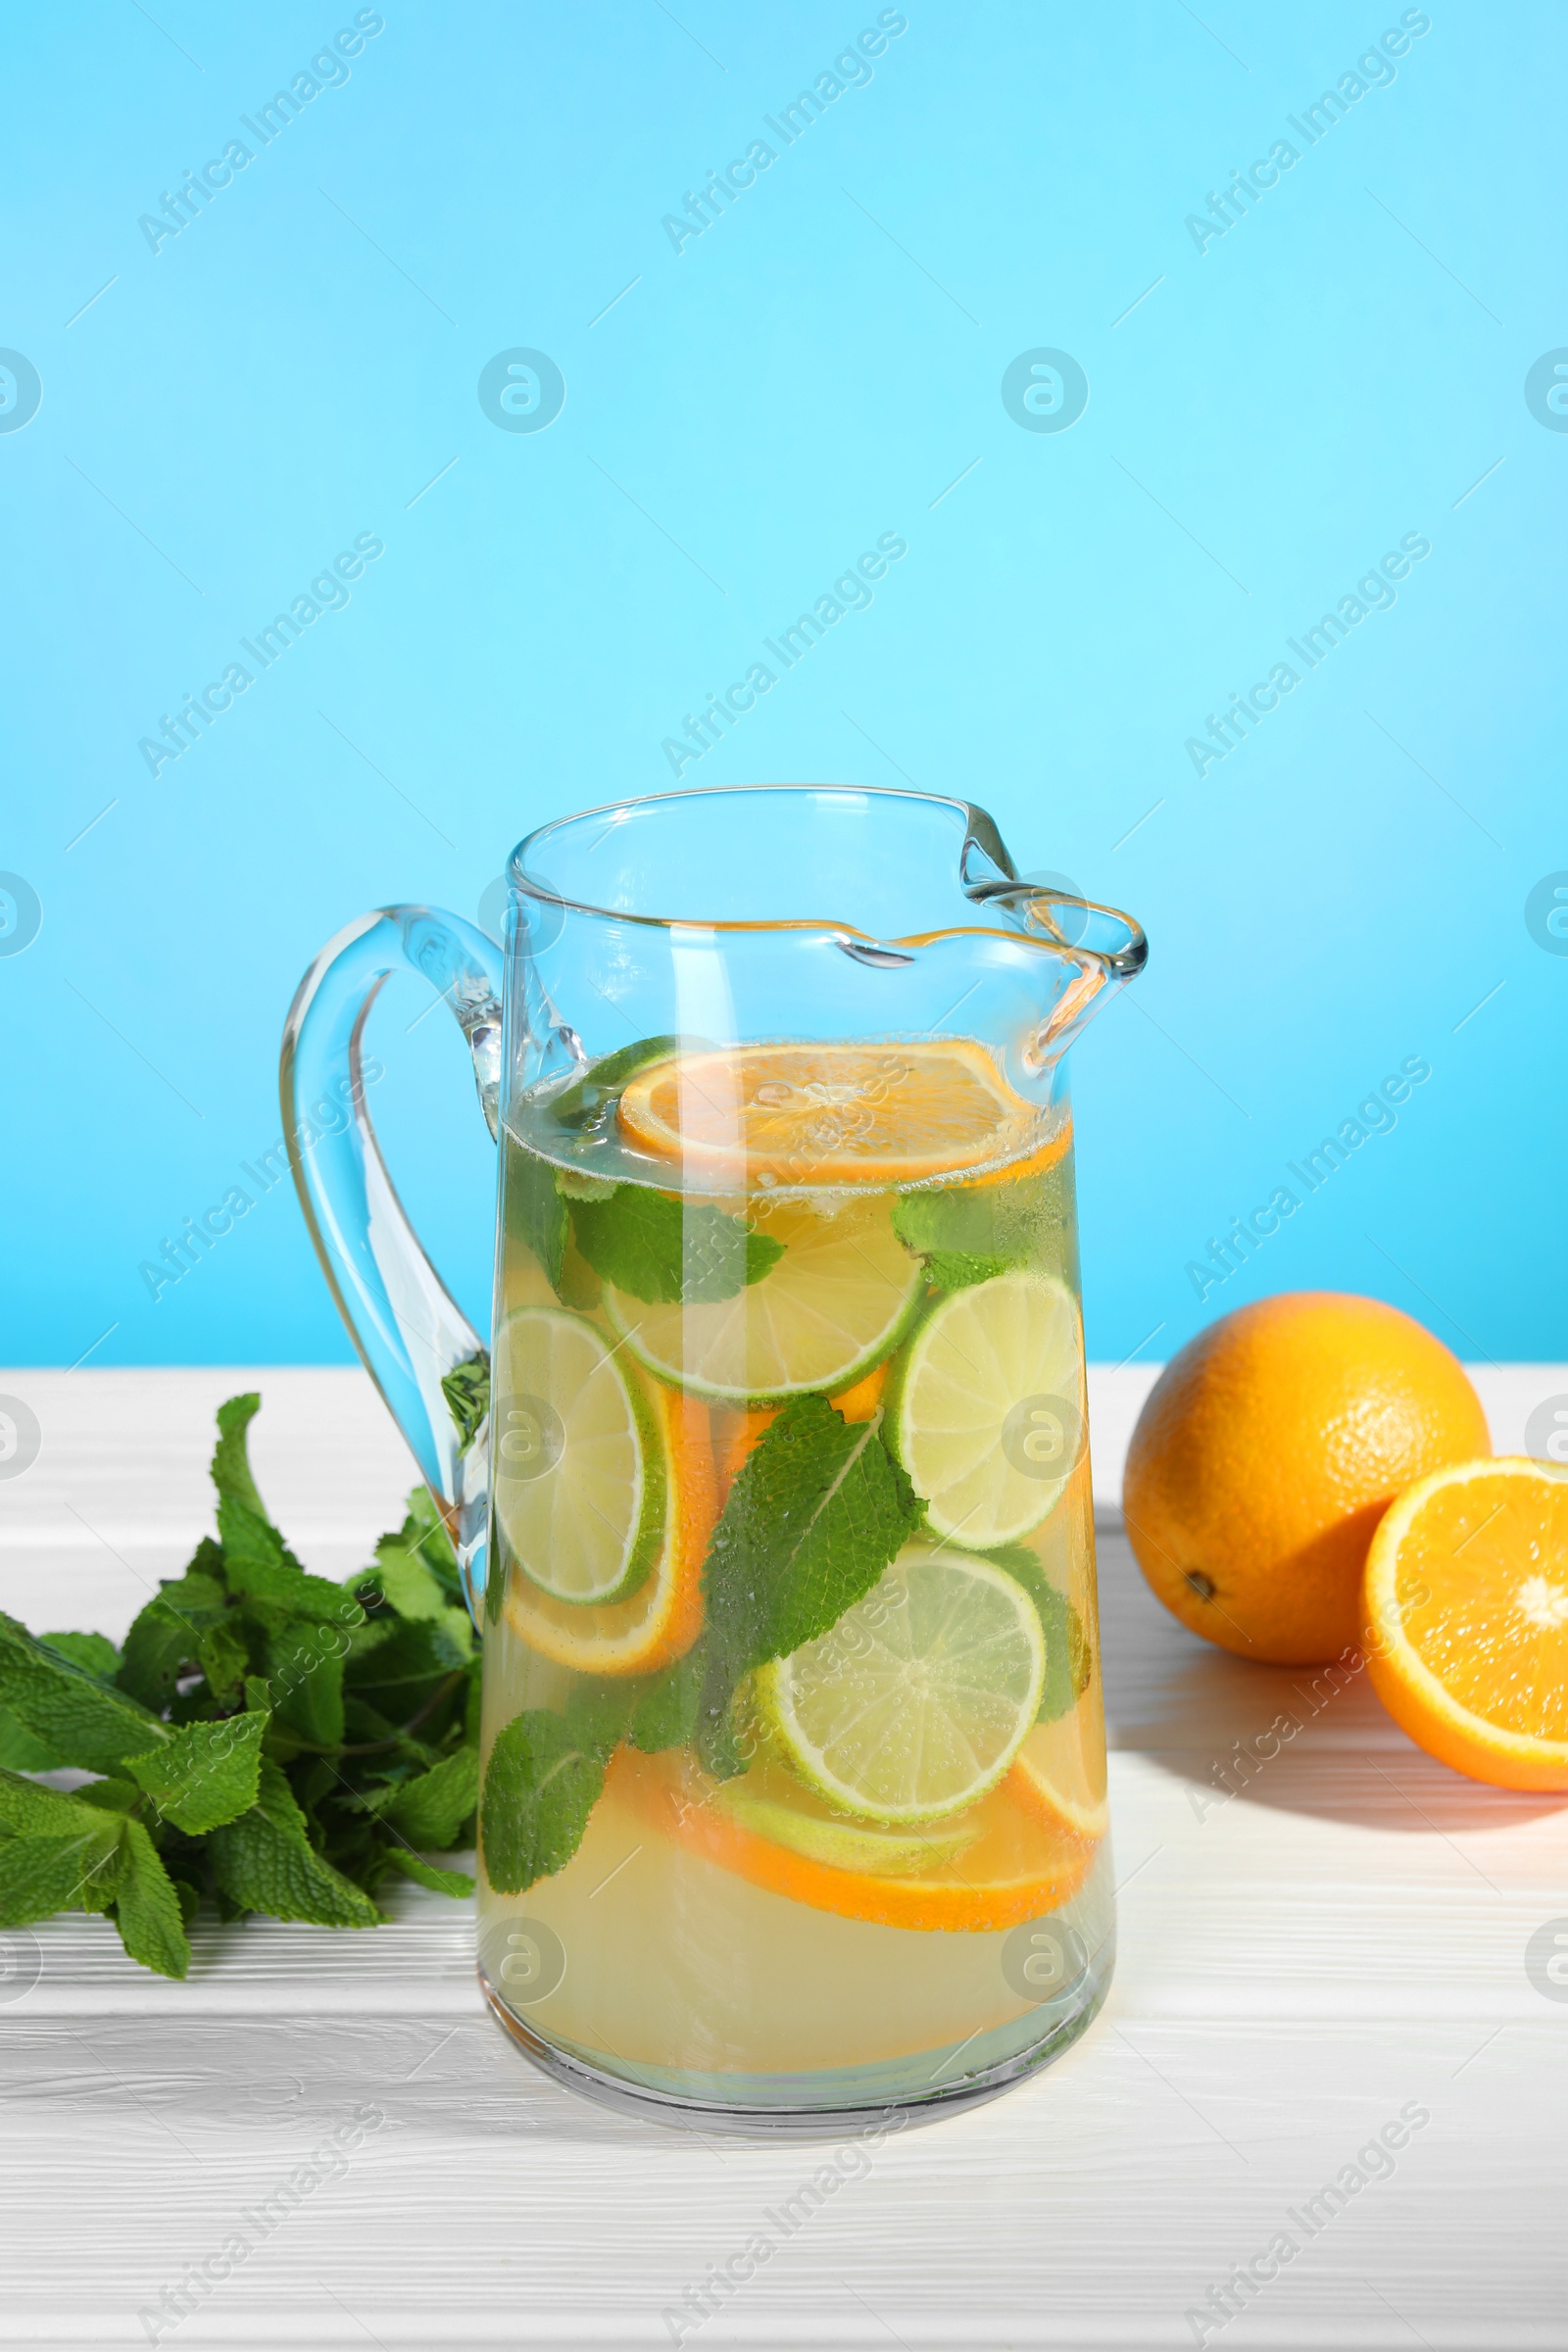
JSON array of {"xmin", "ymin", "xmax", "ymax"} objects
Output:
[
  {"xmin": 939, "ymin": 793, "xmax": 1146, "ymax": 1072},
  {"xmin": 963, "ymin": 858, "xmax": 1148, "ymax": 1070},
  {"xmin": 501, "ymin": 784, "xmax": 1145, "ymax": 1122}
]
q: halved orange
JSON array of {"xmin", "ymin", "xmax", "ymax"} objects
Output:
[
  {"xmin": 611, "ymin": 1745, "xmax": 1099, "ymax": 1933},
  {"xmin": 616, "ymin": 1037, "xmax": 1043, "ymax": 1188},
  {"xmin": 502, "ymin": 1386, "xmax": 716, "ymax": 1676},
  {"xmin": 1362, "ymin": 1456, "xmax": 1568, "ymax": 1790},
  {"xmin": 1008, "ymin": 1700, "xmax": 1110, "ymax": 1841}
]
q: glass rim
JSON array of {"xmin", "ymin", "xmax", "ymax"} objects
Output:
[{"xmin": 507, "ymin": 781, "xmax": 1147, "ymax": 972}]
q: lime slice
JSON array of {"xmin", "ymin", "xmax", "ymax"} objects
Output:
[
  {"xmin": 712, "ymin": 1778, "xmax": 979, "ymax": 1878},
  {"xmin": 603, "ymin": 1194, "xmax": 922, "ymax": 1402},
  {"xmin": 889, "ymin": 1271, "xmax": 1084, "ymax": 1546},
  {"xmin": 502, "ymin": 1381, "xmax": 713, "ymax": 1676},
  {"xmin": 756, "ymin": 1542, "xmax": 1046, "ymax": 1825},
  {"xmin": 493, "ymin": 1307, "xmax": 665, "ymax": 1604}
]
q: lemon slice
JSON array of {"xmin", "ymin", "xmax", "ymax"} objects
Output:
[
  {"xmin": 889, "ymin": 1271, "xmax": 1084, "ymax": 1546},
  {"xmin": 603, "ymin": 1194, "xmax": 922, "ymax": 1402},
  {"xmin": 616, "ymin": 1037, "xmax": 1038, "ymax": 1188},
  {"xmin": 756, "ymin": 1542, "xmax": 1046, "ymax": 1825},
  {"xmin": 493, "ymin": 1307, "xmax": 664, "ymax": 1604}
]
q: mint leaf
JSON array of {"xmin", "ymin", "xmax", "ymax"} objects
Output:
[
  {"xmin": 0, "ymin": 1765, "xmax": 124, "ymax": 1838},
  {"xmin": 212, "ymin": 1393, "xmax": 269, "ymax": 1519},
  {"xmin": 219, "ymin": 1494, "xmax": 363, "ymax": 1626},
  {"xmin": 262, "ymin": 1622, "xmax": 348, "ymax": 1746},
  {"xmin": 557, "ymin": 1232, "xmax": 603, "ymax": 1313},
  {"xmin": 0, "ymin": 1830, "xmax": 121, "ymax": 1926},
  {"xmin": 893, "ymin": 1159, "xmax": 1073, "ymax": 1293},
  {"xmin": 381, "ymin": 1846, "xmax": 473, "ymax": 1897},
  {"xmin": 892, "ymin": 1189, "xmax": 1008, "ymax": 1289},
  {"xmin": 693, "ymin": 1654, "xmax": 756, "ymax": 1782},
  {"xmin": 366, "ymin": 1489, "xmax": 466, "ymax": 1629},
  {"xmin": 627, "ymin": 1652, "xmax": 707, "ymax": 1753},
  {"xmin": 195, "ymin": 1617, "xmax": 251, "ymax": 1703},
  {"xmin": 122, "ymin": 1713, "xmax": 267, "ymax": 1834},
  {"xmin": 345, "ymin": 1615, "xmax": 470, "ymax": 1709},
  {"xmin": 564, "ymin": 1676, "xmax": 639, "ymax": 1762},
  {"xmin": 381, "ymin": 1745, "xmax": 479, "ymax": 1847},
  {"xmin": 368, "ymin": 1548, "xmax": 448, "ymax": 1623},
  {"xmin": 111, "ymin": 1821, "xmax": 191, "ymax": 1979},
  {"xmin": 116, "ymin": 1565, "xmax": 229, "ymax": 1710},
  {"xmin": 980, "ymin": 1544, "xmax": 1093, "ymax": 1722},
  {"xmin": 557, "ymin": 1169, "xmax": 615, "ymax": 1201},
  {"xmin": 0, "ymin": 1711, "xmax": 66, "ymax": 1771},
  {"xmin": 0, "ymin": 1613, "xmax": 168, "ymax": 1773},
  {"xmin": 479, "ymin": 1710, "xmax": 604, "ymax": 1894},
  {"xmin": 42, "ymin": 1631, "xmax": 120, "ymax": 1678},
  {"xmin": 405, "ymin": 1483, "xmax": 463, "ymax": 1567},
  {"xmin": 570, "ymin": 1185, "xmax": 784, "ymax": 1305},
  {"xmin": 74, "ymin": 1778, "xmax": 143, "ymax": 1815},
  {"xmin": 702, "ymin": 1396, "xmax": 920, "ymax": 1674},
  {"xmin": 504, "ymin": 1141, "xmax": 568, "ymax": 1292},
  {"xmin": 371, "ymin": 1525, "xmax": 455, "ymax": 1624},
  {"xmin": 0, "ymin": 1772, "xmax": 127, "ymax": 1917},
  {"xmin": 211, "ymin": 1393, "xmax": 364, "ymax": 1627},
  {"xmin": 441, "ymin": 1354, "xmax": 490, "ymax": 1451},
  {"xmin": 545, "ymin": 1033, "xmax": 695, "ymax": 1136},
  {"xmin": 209, "ymin": 1760, "xmax": 379, "ymax": 1929}
]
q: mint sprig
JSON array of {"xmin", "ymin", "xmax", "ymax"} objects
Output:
[{"xmin": 0, "ymin": 1395, "xmax": 482, "ymax": 1978}]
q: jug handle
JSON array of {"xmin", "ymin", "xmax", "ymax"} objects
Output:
[{"xmin": 278, "ymin": 906, "xmax": 503, "ymax": 1625}]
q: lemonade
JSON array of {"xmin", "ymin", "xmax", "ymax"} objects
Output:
[{"xmin": 475, "ymin": 1034, "xmax": 1113, "ymax": 2118}]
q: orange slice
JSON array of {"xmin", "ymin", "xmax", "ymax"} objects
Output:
[
  {"xmin": 616, "ymin": 1038, "xmax": 1041, "ymax": 1188},
  {"xmin": 1008, "ymin": 1700, "xmax": 1110, "ymax": 1841},
  {"xmin": 502, "ymin": 1387, "xmax": 716, "ymax": 1676},
  {"xmin": 611, "ymin": 1745, "xmax": 1099, "ymax": 1933},
  {"xmin": 1363, "ymin": 1456, "xmax": 1568, "ymax": 1790},
  {"xmin": 966, "ymin": 1123, "xmax": 1073, "ymax": 1188}
]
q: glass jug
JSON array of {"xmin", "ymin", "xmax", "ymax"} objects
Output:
[{"xmin": 281, "ymin": 783, "xmax": 1145, "ymax": 2130}]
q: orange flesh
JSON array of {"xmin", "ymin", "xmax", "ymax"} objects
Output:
[
  {"xmin": 828, "ymin": 1358, "xmax": 891, "ymax": 1423},
  {"xmin": 1391, "ymin": 1469, "xmax": 1568, "ymax": 1740},
  {"xmin": 616, "ymin": 1037, "xmax": 1047, "ymax": 1187}
]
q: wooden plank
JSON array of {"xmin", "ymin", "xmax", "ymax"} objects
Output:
[{"xmin": 0, "ymin": 1366, "xmax": 1562, "ymax": 2348}]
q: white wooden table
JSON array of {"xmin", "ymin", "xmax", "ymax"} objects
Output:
[{"xmin": 1, "ymin": 1366, "xmax": 1564, "ymax": 2351}]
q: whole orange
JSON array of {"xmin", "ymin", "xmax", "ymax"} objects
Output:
[{"xmin": 1122, "ymin": 1293, "xmax": 1490, "ymax": 1664}]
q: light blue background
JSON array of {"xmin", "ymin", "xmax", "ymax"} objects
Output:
[{"xmin": 2, "ymin": 0, "xmax": 1563, "ymax": 1369}]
